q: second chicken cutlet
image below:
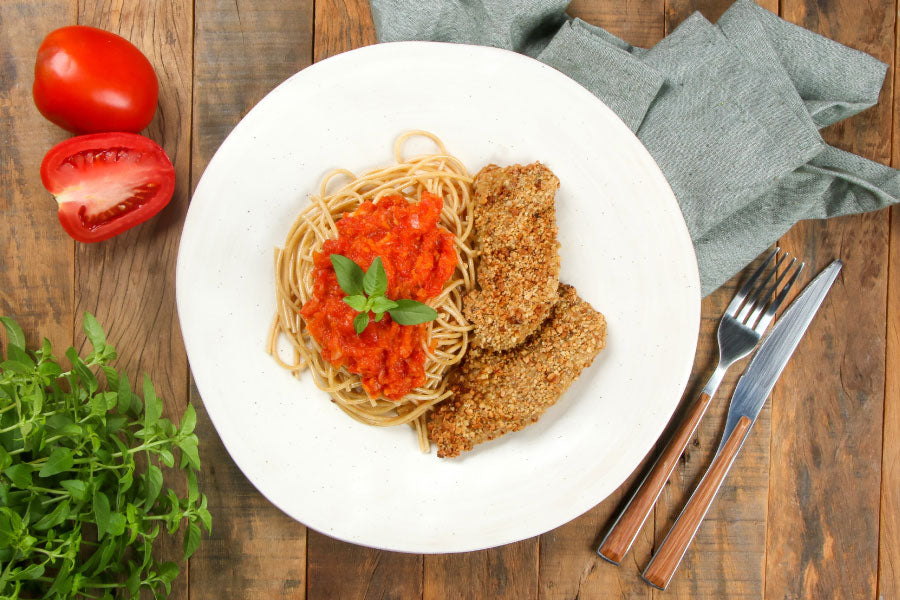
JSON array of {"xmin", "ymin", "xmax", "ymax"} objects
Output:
[
  {"xmin": 429, "ymin": 284, "xmax": 607, "ymax": 458},
  {"xmin": 463, "ymin": 162, "xmax": 561, "ymax": 351}
]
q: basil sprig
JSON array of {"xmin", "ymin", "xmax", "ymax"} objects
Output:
[
  {"xmin": 330, "ymin": 254, "xmax": 438, "ymax": 334},
  {"xmin": 0, "ymin": 313, "xmax": 208, "ymax": 599}
]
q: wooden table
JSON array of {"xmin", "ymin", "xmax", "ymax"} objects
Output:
[{"xmin": 2, "ymin": 0, "xmax": 897, "ymax": 598}]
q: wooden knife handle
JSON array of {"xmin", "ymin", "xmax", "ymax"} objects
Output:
[
  {"xmin": 641, "ymin": 415, "xmax": 753, "ymax": 590},
  {"xmin": 597, "ymin": 392, "xmax": 714, "ymax": 564}
]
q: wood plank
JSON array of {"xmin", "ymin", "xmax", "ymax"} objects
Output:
[
  {"xmin": 75, "ymin": 2, "xmax": 192, "ymax": 598},
  {"xmin": 308, "ymin": 539, "xmax": 423, "ymax": 600},
  {"xmin": 189, "ymin": 0, "xmax": 313, "ymax": 598},
  {"xmin": 0, "ymin": 0, "xmax": 75, "ymax": 348},
  {"xmin": 536, "ymin": 3, "xmax": 662, "ymax": 598},
  {"xmin": 313, "ymin": 0, "xmax": 376, "ymax": 62},
  {"xmin": 651, "ymin": 2, "xmax": 778, "ymax": 598},
  {"xmin": 881, "ymin": 204, "xmax": 899, "ymax": 599},
  {"xmin": 881, "ymin": 28, "xmax": 900, "ymax": 598},
  {"xmin": 568, "ymin": 0, "xmax": 665, "ymax": 48},
  {"xmin": 305, "ymin": 2, "xmax": 425, "ymax": 598},
  {"xmin": 767, "ymin": 0, "xmax": 894, "ymax": 597},
  {"xmin": 423, "ymin": 542, "xmax": 538, "ymax": 600}
]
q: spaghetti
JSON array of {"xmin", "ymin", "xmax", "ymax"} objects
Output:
[{"xmin": 268, "ymin": 131, "xmax": 476, "ymax": 451}]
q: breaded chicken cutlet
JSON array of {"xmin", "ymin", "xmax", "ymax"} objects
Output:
[
  {"xmin": 429, "ymin": 284, "xmax": 607, "ymax": 458},
  {"xmin": 463, "ymin": 163, "xmax": 561, "ymax": 351}
]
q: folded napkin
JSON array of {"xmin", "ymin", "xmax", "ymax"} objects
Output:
[{"xmin": 370, "ymin": 0, "xmax": 900, "ymax": 295}]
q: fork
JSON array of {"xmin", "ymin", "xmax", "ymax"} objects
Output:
[{"xmin": 597, "ymin": 248, "xmax": 795, "ymax": 564}]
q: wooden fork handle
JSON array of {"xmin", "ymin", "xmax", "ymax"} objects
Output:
[
  {"xmin": 597, "ymin": 392, "xmax": 714, "ymax": 564},
  {"xmin": 641, "ymin": 415, "xmax": 753, "ymax": 590}
]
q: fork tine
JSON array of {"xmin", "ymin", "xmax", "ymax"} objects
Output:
[
  {"xmin": 726, "ymin": 247, "xmax": 780, "ymax": 316},
  {"xmin": 747, "ymin": 256, "xmax": 796, "ymax": 326},
  {"xmin": 736, "ymin": 251, "xmax": 787, "ymax": 322},
  {"xmin": 753, "ymin": 259, "xmax": 805, "ymax": 334}
]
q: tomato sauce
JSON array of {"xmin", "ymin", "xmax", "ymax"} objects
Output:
[{"xmin": 300, "ymin": 192, "xmax": 457, "ymax": 400}]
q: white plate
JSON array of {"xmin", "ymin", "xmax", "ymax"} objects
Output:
[{"xmin": 176, "ymin": 41, "xmax": 700, "ymax": 553}]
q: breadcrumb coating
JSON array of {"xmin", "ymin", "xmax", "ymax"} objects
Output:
[
  {"xmin": 463, "ymin": 163, "xmax": 561, "ymax": 351},
  {"xmin": 429, "ymin": 284, "xmax": 607, "ymax": 458}
]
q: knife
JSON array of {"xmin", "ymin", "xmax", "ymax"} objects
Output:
[{"xmin": 641, "ymin": 258, "xmax": 843, "ymax": 590}]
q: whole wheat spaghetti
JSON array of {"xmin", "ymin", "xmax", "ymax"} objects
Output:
[{"xmin": 268, "ymin": 131, "xmax": 475, "ymax": 451}]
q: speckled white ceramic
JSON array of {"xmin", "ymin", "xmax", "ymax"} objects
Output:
[{"xmin": 176, "ymin": 42, "xmax": 700, "ymax": 553}]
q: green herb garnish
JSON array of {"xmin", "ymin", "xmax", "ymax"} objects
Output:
[
  {"xmin": 330, "ymin": 254, "xmax": 438, "ymax": 334},
  {"xmin": 0, "ymin": 313, "xmax": 209, "ymax": 599}
]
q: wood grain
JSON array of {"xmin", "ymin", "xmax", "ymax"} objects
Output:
[
  {"xmin": 189, "ymin": 0, "xmax": 313, "ymax": 597},
  {"xmin": 643, "ymin": 416, "xmax": 752, "ymax": 590},
  {"xmin": 882, "ymin": 204, "xmax": 900, "ymax": 599},
  {"xmin": 881, "ymin": 26, "xmax": 900, "ymax": 597},
  {"xmin": 767, "ymin": 0, "xmax": 893, "ymax": 597},
  {"xmin": 307, "ymin": 539, "xmax": 422, "ymax": 600},
  {"xmin": 424, "ymin": 541, "xmax": 538, "ymax": 600},
  {"xmin": 0, "ymin": 0, "xmax": 75, "ymax": 347},
  {"xmin": 598, "ymin": 392, "xmax": 713, "ymax": 565},
  {"xmin": 313, "ymin": 0, "xmax": 376, "ymax": 62},
  {"xmin": 569, "ymin": 0, "xmax": 665, "ymax": 47}
]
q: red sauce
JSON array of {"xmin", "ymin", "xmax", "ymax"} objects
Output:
[{"xmin": 300, "ymin": 192, "xmax": 457, "ymax": 400}]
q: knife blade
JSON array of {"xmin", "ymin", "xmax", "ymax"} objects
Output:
[{"xmin": 716, "ymin": 258, "xmax": 842, "ymax": 453}]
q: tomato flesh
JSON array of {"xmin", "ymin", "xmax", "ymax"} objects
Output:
[
  {"xmin": 41, "ymin": 133, "xmax": 175, "ymax": 243},
  {"xmin": 300, "ymin": 193, "xmax": 458, "ymax": 400},
  {"xmin": 33, "ymin": 26, "xmax": 158, "ymax": 134}
]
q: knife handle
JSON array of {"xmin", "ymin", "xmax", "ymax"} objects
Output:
[
  {"xmin": 642, "ymin": 415, "xmax": 753, "ymax": 590},
  {"xmin": 597, "ymin": 392, "xmax": 714, "ymax": 564}
]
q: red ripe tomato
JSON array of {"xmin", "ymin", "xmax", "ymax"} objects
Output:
[
  {"xmin": 41, "ymin": 132, "xmax": 175, "ymax": 243},
  {"xmin": 33, "ymin": 26, "xmax": 158, "ymax": 134}
]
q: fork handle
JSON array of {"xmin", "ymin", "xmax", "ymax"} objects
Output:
[
  {"xmin": 597, "ymin": 392, "xmax": 714, "ymax": 564},
  {"xmin": 642, "ymin": 415, "xmax": 753, "ymax": 590}
]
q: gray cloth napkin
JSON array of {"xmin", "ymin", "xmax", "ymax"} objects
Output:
[{"xmin": 370, "ymin": 0, "xmax": 900, "ymax": 295}]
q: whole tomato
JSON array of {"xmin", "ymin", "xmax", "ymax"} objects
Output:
[{"xmin": 33, "ymin": 25, "xmax": 158, "ymax": 133}]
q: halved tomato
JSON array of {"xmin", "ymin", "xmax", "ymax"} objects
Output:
[{"xmin": 40, "ymin": 132, "xmax": 175, "ymax": 243}]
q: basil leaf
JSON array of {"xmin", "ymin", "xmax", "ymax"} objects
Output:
[
  {"xmin": 330, "ymin": 254, "xmax": 365, "ymax": 296},
  {"xmin": 370, "ymin": 296, "xmax": 398, "ymax": 313},
  {"xmin": 82, "ymin": 312, "xmax": 106, "ymax": 353},
  {"xmin": 363, "ymin": 257, "xmax": 388, "ymax": 297},
  {"xmin": 93, "ymin": 489, "xmax": 111, "ymax": 540},
  {"xmin": 177, "ymin": 435, "xmax": 201, "ymax": 470},
  {"xmin": 388, "ymin": 300, "xmax": 439, "ymax": 325},
  {"xmin": 143, "ymin": 374, "xmax": 161, "ymax": 428},
  {"xmin": 33, "ymin": 500, "xmax": 70, "ymax": 531},
  {"xmin": 39, "ymin": 447, "xmax": 74, "ymax": 478},
  {"xmin": 145, "ymin": 465, "xmax": 164, "ymax": 509},
  {"xmin": 60, "ymin": 479, "xmax": 87, "ymax": 502},
  {"xmin": 180, "ymin": 403, "xmax": 197, "ymax": 436},
  {"xmin": 0, "ymin": 316, "xmax": 26, "ymax": 352},
  {"xmin": 353, "ymin": 312, "xmax": 369, "ymax": 335},
  {"xmin": 4, "ymin": 463, "xmax": 33, "ymax": 489},
  {"xmin": 183, "ymin": 521, "xmax": 202, "ymax": 561},
  {"xmin": 342, "ymin": 295, "xmax": 368, "ymax": 312},
  {"xmin": 374, "ymin": 312, "xmax": 385, "ymax": 322},
  {"xmin": 117, "ymin": 371, "xmax": 132, "ymax": 414}
]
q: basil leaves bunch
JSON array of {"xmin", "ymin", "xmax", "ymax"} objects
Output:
[
  {"xmin": 330, "ymin": 254, "xmax": 438, "ymax": 334},
  {"xmin": 0, "ymin": 314, "xmax": 208, "ymax": 599}
]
